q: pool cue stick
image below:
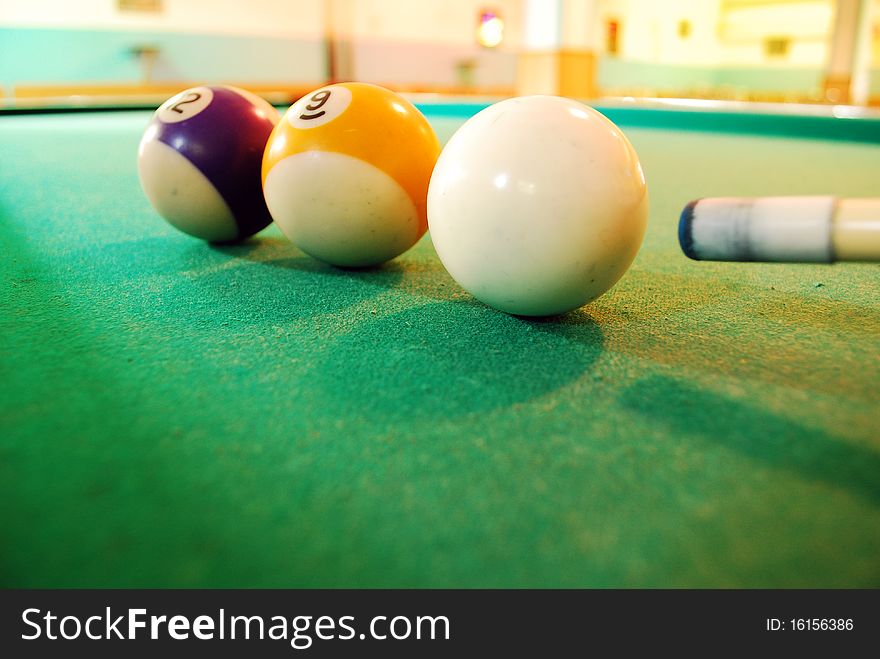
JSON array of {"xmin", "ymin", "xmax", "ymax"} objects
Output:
[{"xmin": 678, "ymin": 196, "xmax": 880, "ymax": 263}]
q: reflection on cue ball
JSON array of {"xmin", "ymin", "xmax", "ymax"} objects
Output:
[
  {"xmin": 262, "ymin": 82, "xmax": 441, "ymax": 267},
  {"xmin": 138, "ymin": 85, "xmax": 279, "ymax": 242},
  {"xmin": 427, "ymin": 95, "xmax": 649, "ymax": 316}
]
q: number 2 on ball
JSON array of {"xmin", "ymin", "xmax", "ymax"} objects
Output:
[{"xmin": 169, "ymin": 92, "xmax": 202, "ymax": 114}]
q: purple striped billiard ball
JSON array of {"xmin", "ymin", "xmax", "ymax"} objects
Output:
[{"xmin": 138, "ymin": 86, "xmax": 280, "ymax": 242}]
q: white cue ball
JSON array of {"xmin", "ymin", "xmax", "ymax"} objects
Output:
[{"xmin": 427, "ymin": 96, "xmax": 649, "ymax": 316}]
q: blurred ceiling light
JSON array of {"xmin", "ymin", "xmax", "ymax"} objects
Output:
[{"xmin": 478, "ymin": 11, "xmax": 504, "ymax": 48}]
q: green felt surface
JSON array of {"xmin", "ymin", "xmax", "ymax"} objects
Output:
[{"xmin": 1, "ymin": 109, "xmax": 879, "ymax": 588}]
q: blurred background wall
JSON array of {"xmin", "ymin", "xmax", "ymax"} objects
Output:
[{"xmin": 1, "ymin": 0, "xmax": 878, "ymax": 104}]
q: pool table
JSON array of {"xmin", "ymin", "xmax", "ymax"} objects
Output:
[{"xmin": 1, "ymin": 99, "xmax": 878, "ymax": 588}]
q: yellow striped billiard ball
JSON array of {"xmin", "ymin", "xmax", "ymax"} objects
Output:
[{"xmin": 262, "ymin": 83, "xmax": 441, "ymax": 267}]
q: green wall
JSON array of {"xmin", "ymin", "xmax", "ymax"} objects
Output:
[
  {"xmin": 599, "ymin": 57, "xmax": 826, "ymax": 96},
  {"xmin": 0, "ymin": 27, "xmax": 325, "ymax": 90},
  {"xmin": 2, "ymin": 27, "xmax": 876, "ymax": 100}
]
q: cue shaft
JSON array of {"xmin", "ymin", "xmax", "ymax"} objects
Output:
[{"xmin": 679, "ymin": 196, "xmax": 880, "ymax": 263}]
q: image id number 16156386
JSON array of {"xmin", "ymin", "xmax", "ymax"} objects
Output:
[{"xmin": 766, "ymin": 618, "xmax": 854, "ymax": 631}]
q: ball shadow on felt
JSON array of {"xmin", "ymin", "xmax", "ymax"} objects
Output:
[
  {"xmin": 306, "ymin": 301, "xmax": 606, "ymax": 421},
  {"xmin": 196, "ymin": 236, "xmax": 406, "ymax": 323}
]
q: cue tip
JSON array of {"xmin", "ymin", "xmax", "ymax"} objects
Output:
[{"xmin": 678, "ymin": 199, "xmax": 700, "ymax": 261}]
